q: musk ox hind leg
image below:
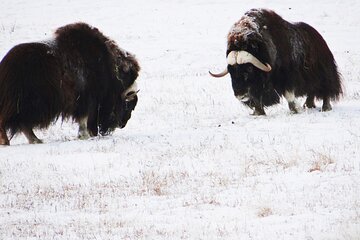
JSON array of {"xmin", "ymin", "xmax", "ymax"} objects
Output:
[
  {"xmin": 21, "ymin": 126, "xmax": 42, "ymax": 144},
  {"xmin": 0, "ymin": 120, "xmax": 10, "ymax": 145},
  {"xmin": 322, "ymin": 97, "xmax": 332, "ymax": 112},
  {"xmin": 0, "ymin": 131, "xmax": 9, "ymax": 145},
  {"xmin": 284, "ymin": 91, "xmax": 303, "ymax": 114},
  {"xmin": 304, "ymin": 95, "xmax": 316, "ymax": 109}
]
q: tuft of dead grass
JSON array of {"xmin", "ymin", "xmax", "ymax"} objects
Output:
[
  {"xmin": 257, "ymin": 207, "xmax": 273, "ymax": 218},
  {"xmin": 309, "ymin": 150, "xmax": 335, "ymax": 172}
]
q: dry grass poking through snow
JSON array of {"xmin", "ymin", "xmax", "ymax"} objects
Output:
[{"xmin": 309, "ymin": 150, "xmax": 336, "ymax": 172}]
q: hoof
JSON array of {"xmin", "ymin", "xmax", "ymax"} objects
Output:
[
  {"xmin": 289, "ymin": 102, "xmax": 304, "ymax": 114},
  {"xmin": 303, "ymin": 101, "xmax": 316, "ymax": 109},
  {"xmin": 78, "ymin": 128, "xmax": 91, "ymax": 140},
  {"xmin": 0, "ymin": 141, "xmax": 10, "ymax": 146},
  {"xmin": 321, "ymin": 105, "xmax": 332, "ymax": 112},
  {"xmin": 321, "ymin": 98, "xmax": 332, "ymax": 112},
  {"xmin": 0, "ymin": 132, "xmax": 9, "ymax": 145},
  {"xmin": 252, "ymin": 108, "xmax": 266, "ymax": 116},
  {"xmin": 78, "ymin": 133, "xmax": 91, "ymax": 140},
  {"xmin": 303, "ymin": 96, "xmax": 316, "ymax": 109},
  {"xmin": 29, "ymin": 138, "xmax": 43, "ymax": 144}
]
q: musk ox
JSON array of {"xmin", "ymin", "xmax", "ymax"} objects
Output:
[
  {"xmin": 210, "ymin": 9, "xmax": 342, "ymax": 115},
  {"xmin": 0, "ymin": 22, "xmax": 140, "ymax": 145}
]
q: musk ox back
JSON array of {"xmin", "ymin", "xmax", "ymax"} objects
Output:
[
  {"xmin": 0, "ymin": 23, "xmax": 140, "ymax": 145},
  {"xmin": 210, "ymin": 9, "xmax": 342, "ymax": 115}
]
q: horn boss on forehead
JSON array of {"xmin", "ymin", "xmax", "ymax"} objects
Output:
[
  {"xmin": 236, "ymin": 51, "xmax": 272, "ymax": 72},
  {"xmin": 209, "ymin": 50, "xmax": 271, "ymax": 78}
]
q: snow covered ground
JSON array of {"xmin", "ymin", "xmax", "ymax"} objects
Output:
[{"xmin": 0, "ymin": 0, "xmax": 360, "ymax": 239}]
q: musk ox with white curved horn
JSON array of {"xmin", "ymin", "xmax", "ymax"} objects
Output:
[
  {"xmin": 0, "ymin": 22, "xmax": 140, "ymax": 145},
  {"xmin": 210, "ymin": 9, "xmax": 342, "ymax": 115}
]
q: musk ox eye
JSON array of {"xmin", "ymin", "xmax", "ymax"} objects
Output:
[{"xmin": 243, "ymin": 72, "xmax": 249, "ymax": 80}]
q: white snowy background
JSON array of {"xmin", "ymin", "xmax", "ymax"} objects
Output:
[{"xmin": 0, "ymin": 0, "xmax": 359, "ymax": 239}]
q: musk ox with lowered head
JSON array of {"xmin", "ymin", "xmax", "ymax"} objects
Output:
[
  {"xmin": 210, "ymin": 9, "xmax": 342, "ymax": 115},
  {"xmin": 0, "ymin": 22, "xmax": 140, "ymax": 145}
]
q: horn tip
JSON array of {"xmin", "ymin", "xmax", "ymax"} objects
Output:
[
  {"xmin": 266, "ymin": 64, "xmax": 272, "ymax": 72},
  {"xmin": 208, "ymin": 68, "xmax": 229, "ymax": 78}
]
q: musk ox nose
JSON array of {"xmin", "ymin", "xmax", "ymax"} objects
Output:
[{"xmin": 119, "ymin": 122, "xmax": 127, "ymax": 129}]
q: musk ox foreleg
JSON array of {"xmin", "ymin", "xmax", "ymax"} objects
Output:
[
  {"xmin": 244, "ymin": 99, "xmax": 266, "ymax": 116},
  {"xmin": 252, "ymin": 104, "xmax": 266, "ymax": 116},
  {"xmin": 284, "ymin": 91, "xmax": 303, "ymax": 114},
  {"xmin": 242, "ymin": 99, "xmax": 266, "ymax": 115},
  {"xmin": 21, "ymin": 126, "xmax": 42, "ymax": 144},
  {"xmin": 77, "ymin": 117, "xmax": 91, "ymax": 140},
  {"xmin": 77, "ymin": 108, "xmax": 103, "ymax": 139},
  {"xmin": 86, "ymin": 104, "xmax": 100, "ymax": 137}
]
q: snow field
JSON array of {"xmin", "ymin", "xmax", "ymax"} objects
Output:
[{"xmin": 1, "ymin": 0, "xmax": 360, "ymax": 239}]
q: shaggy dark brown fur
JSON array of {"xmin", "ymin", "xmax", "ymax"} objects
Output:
[{"xmin": 0, "ymin": 22, "xmax": 140, "ymax": 145}]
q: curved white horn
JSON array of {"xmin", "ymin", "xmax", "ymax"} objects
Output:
[
  {"xmin": 209, "ymin": 50, "xmax": 237, "ymax": 78},
  {"xmin": 125, "ymin": 89, "xmax": 140, "ymax": 101},
  {"xmin": 236, "ymin": 51, "xmax": 272, "ymax": 72},
  {"xmin": 122, "ymin": 81, "xmax": 138, "ymax": 99},
  {"xmin": 226, "ymin": 51, "xmax": 237, "ymax": 66},
  {"xmin": 209, "ymin": 69, "xmax": 229, "ymax": 78}
]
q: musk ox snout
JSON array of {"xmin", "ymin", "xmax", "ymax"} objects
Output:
[{"xmin": 236, "ymin": 93, "xmax": 250, "ymax": 102}]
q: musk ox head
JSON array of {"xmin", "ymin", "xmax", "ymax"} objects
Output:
[
  {"xmin": 227, "ymin": 49, "xmax": 271, "ymax": 102},
  {"xmin": 209, "ymin": 13, "xmax": 277, "ymax": 107},
  {"xmin": 99, "ymin": 43, "xmax": 140, "ymax": 135},
  {"xmin": 118, "ymin": 80, "xmax": 139, "ymax": 128},
  {"xmin": 116, "ymin": 51, "xmax": 140, "ymax": 130}
]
